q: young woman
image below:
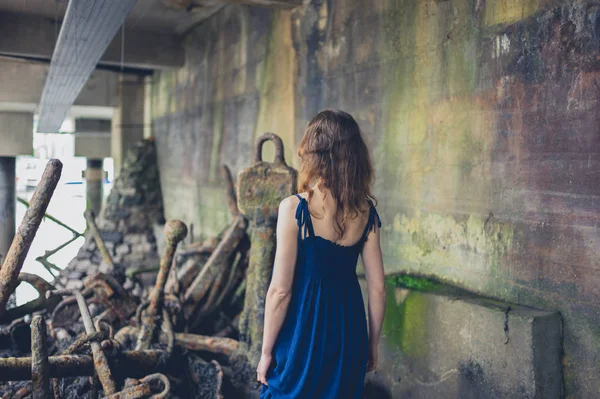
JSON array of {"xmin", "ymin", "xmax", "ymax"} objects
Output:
[{"xmin": 257, "ymin": 109, "xmax": 386, "ymax": 398}]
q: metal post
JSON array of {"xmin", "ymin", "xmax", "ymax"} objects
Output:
[
  {"xmin": 0, "ymin": 156, "xmax": 16, "ymax": 263},
  {"xmin": 0, "ymin": 159, "xmax": 62, "ymax": 318},
  {"xmin": 85, "ymin": 158, "xmax": 104, "ymax": 216}
]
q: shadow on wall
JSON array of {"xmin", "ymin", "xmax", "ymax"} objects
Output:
[
  {"xmin": 364, "ymin": 379, "xmax": 393, "ymax": 399},
  {"xmin": 364, "ymin": 363, "xmax": 514, "ymax": 399}
]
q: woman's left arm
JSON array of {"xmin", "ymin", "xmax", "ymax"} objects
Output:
[{"xmin": 256, "ymin": 196, "xmax": 299, "ymax": 386}]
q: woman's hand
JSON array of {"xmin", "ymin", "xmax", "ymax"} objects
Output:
[
  {"xmin": 366, "ymin": 344, "xmax": 378, "ymax": 372},
  {"xmin": 256, "ymin": 352, "xmax": 272, "ymax": 386}
]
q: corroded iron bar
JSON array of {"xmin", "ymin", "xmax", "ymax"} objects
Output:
[
  {"xmin": 31, "ymin": 315, "xmax": 50, "ymax": 398},
  {"xmin": 0, "ymin": 274, "xmax": 59, "ymax": 324},
  {"xmin": 221, "ymin": 164, "xmax": 239, "ymax": 218},
  {"xmin": 171, "ymin": 333, "xmax": 240, "ymax": 357},
  {"xmin": 0, "ymin": 350, "xmax": 164, "ymax": 381},
  {"xmin": 116, "ymin": 326, "xmax": 239, "ymax": 357},
  {"xmin": 0, "ymin": 159, "xmax": 62, "ymax": 318},
  {"xmin": 136, "ymin": 220, "xmax": 187, "ymax": 350},
  {"xmin": 183, "ymin": 216, "xmax": 247, "ymax": 318},
  {"xmin": 84, "ymin": 209, "xmax": 114, "ymax": 268},
  {"xmin": 47, "ymin": 289, "xmax": 117, "ymax": 395}
]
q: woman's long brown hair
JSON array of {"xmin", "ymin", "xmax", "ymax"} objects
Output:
[{"xmin": 297, "ymin": 109, "xmax": 376, "ymax": 239}]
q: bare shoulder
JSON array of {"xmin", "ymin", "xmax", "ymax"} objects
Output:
[
  {"xmin": 278, "ymin": 195, "xmax": 302, "ymax": 218},
  {"xmin": 277, "ymin": 195, "xmax": 300, "ymax": 231},
  {"xmin": 279, "ymin": 195, "xmax": 301, "ymax": 211}
]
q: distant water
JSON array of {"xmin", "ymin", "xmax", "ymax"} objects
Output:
[{"xmin": 15, "ymin": 182, "xmax": 88, "ymax": 305}]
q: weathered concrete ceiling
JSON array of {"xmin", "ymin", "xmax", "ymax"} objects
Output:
[
  {"xmin": 0, "ymin": 0, "xmax": 302, "ymax": 69},
  {"xmin": 0, "ymin": 12, "xmax": 185, "ymax": 71},
  {"xmin": 0, "ymin": 59, "xmax": 117, "ymax": 107},
  {"xmin": 0, "ymin": 0, "xmax": 303, "ymax": 132},
  {"xmin": 36, "ymin": 0, "xmax": 138, "ymax": 133}
]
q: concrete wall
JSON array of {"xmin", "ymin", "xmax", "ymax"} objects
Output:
[
  {"xmin": 152, "ymin": 5, "xmax": 297, "ymax": 238},
  {"xmin": 152, "ymin": 1, "xmax": 600, "ymax": 396}
]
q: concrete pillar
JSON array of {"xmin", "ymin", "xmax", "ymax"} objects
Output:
[
  {"xmin": 0, "ymin": 111, "xmax": 33, "ymax": 263},
  {"xmin": 0, "ymin": 157, "xmax": 15, "ymax": 263},
  {"xmin": 112, "ymin": 75, "xmax": 145, "ymax": 177},
  {"xmin": 85, "ymin": 159, "xmax": 104, "ymax": 216},
  {"xmin": 74, "ymin": 118, "xmax": 111, "ymax": 217}
]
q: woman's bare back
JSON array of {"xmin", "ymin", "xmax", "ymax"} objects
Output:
[{"xmin": 297, "ymin": 189, "xmax": 371, "ymax": 247}]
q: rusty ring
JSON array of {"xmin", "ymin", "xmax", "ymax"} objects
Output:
[
  {"xmin": 254, "ymin": 133, "xmax": 286, "ymax": 165},
  {"xmin": 141, "ymin": 373, "xmax": 171, "ymax": 398},
  {"xmin": 95, "ymin": 319, "xmax": 114, "ymax": 339}
]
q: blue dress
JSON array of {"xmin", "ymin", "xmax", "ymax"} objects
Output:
[{"xmin": 260, "ymin": 194, "xmax": 381, "ymax": 399}]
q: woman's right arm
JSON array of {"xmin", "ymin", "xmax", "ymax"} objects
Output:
[{"xmin": 361, "ymin": 222, "xmax": 386, "ymax": 371}]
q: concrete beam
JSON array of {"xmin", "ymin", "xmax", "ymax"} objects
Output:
[
  {"xmin": 75, "ymin": 119, "xmax": 112, "ymax": 134},
  {"xmin": 0, "ymin": 112, "xmax": 33, "ymax": 156},
  {"xmin": 0, "ymin": 12, "xmax": 184, "ymax": 71},
  {"xmin": 75, "ymin": 134, "xmax": 111, "ymax": 160},
  {"xmin": 74, "ymin": 118, "xmax": 112, "ymax": 159},
  {"xmin": 0, "ymin": 60, "xmax": 118, "ymax": 107}
]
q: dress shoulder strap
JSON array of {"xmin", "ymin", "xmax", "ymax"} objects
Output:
[
  {"xmin": 294, "ymin": 194, "xmax": 315, "ymax": 239},
  {"xmin": 361, "ymin": 200, "xmax": 382, "ymax": 242}
]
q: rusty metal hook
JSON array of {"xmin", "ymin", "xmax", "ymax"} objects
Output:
[
  {"xmin": 254, "ymin": 133, "xmax": 286, "ymax": 165},
  {"xmin": 141, "ymin": 373, "xmax": 171, "ymax": 398}
]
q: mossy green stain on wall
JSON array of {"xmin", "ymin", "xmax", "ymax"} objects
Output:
[
  {"xmin": 382, "ymin": 287, "xmax": 428, "ymax": 359},
  {"xmin": 209, "ymin": 101, "xmax": 224, "ymax": 183},
  {"xmin": 254, "ymin": 10, "xmax": 297, "ymax": 168},
  {"xmin": 483, "ymin": 0, "xmax": 546, "ymax": 26},
  {"xmin": 386, "ymin": 274, "xmax": 440, "ymax": 291},
  {"xmin": 382, "ymin": 212, "xmax": 514, "ymax": 295},
  {"xmin": 377, "ymin": 0, "xmax": 503, "ymax": 283},
  {"xmin": 378, "ymin": 0, "xmax": 485, "ymax": 212},
  {"xmin": 377, "ymin": 0, "xmax": 418, "ymax": 194}
]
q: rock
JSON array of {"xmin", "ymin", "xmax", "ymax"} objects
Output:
[
  {"xmin": 98, "ymin": 262, "xmax": 112, "ymax": 274},
  {"xmin": 99, "ymin": 231, "xmax": 124, "ymax": 244},
  {"xmin": 115, "ymin": 244, "xmax": 131, "ymax": 257},
  {"xmin": 68, "ymin": 271, "xmax": 84, "ymax": 280},
  {"xmin": 75, "ymin": 259, "xmax": 93, "ymax": 272},
  {"xmin": 65, "ymin": 280, "xmax": 84, "ymax": 290}
]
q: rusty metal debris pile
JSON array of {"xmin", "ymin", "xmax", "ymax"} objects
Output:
[{"xmin": 0, "ymin": 134, "xmax": 297, "ymax": 398}]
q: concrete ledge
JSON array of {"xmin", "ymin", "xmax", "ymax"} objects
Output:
[{"xmin": 361, "ymin": 280, "xmax": 563, "ymax": 399}]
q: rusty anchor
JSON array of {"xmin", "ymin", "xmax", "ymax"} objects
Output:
[
  {"xmin": 0, "ymin": 159, "xmax": 62, "ymax": 319},
  {"xmin": 183, "ymin": 215, "xmax": 247, "ymax": 323},
  {"xmin": 237, "ymin": 133, "xmax": 297, "ymax": 365},
  {"xmin": 136, "ymin": 220, "xmax": 187, "ymax": 350},
  {"xmin": 46, "ymin": 289, "xmax": 118, "ymax": 395}
]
